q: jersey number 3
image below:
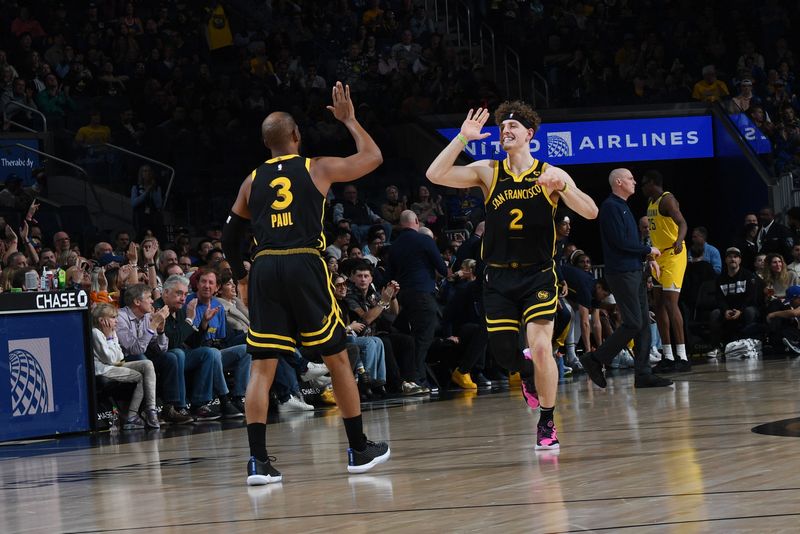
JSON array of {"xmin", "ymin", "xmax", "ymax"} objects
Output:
[
  {"xmin": 269, "ymin": 177, "xmax": 293, "ymax": 210},
  {"xmin": 509, "ymin": 208, "xmax": 524, "ymax": 230}
]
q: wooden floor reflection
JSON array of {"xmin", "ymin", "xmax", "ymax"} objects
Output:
[{"xmin": 2, "ymin": 357, "xmax": 800, "ymax": 533}]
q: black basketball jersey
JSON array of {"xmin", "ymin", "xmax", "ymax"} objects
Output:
[
  {"xmin": 482, "ymin": 158, "xmax": 557, "ymax": 264},
  {"xmin": 248, "ymin": 154, "xmax": 327, "ymax": 252}
]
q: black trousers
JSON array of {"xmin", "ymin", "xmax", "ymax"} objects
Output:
[
  {"xmin": 709, "ymin": 306, "xmax": 760, "ymax": 345},
  {"xmin": 455, "ymin": 323, "xmax": 487, "ymax": 372},
  {"xmin": 378, "ymin": 332, "xmax": 416, "ymax": 386},
  {"xmin": 593, "ymin": 270, "xmax": 652, "ymax": 376},
  {"xmin": 397, "ymin": 291, "xmax": 439, "ymax": 383}
]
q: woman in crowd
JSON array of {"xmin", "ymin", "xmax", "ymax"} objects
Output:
[
  {"xmin": 761, "ymin": 253, "xmax": 799, "ymax": 311},
  {"xmin": 91, "ymin": 303, "xmax": 159, "ymax": 429}
]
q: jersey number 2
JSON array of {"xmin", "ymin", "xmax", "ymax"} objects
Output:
[
  {"xmin": 509, "ymin": 209, "xmax": 524, "ymax": 230},
  {"xmin": 269, "ymin": 177, "xmax": 293, "ymax": 210}
]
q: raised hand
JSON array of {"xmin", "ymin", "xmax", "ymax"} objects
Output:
[
  {"xmin": 143, "ymin": 241, "xmax": 157, "ymax": 261},
  {"xmin": 26, "ymin": 199, "xmax": 39, "ymax": 223},
  {"xmin": 126, "ymin": 242, "xmax": 139, "ymax": 264},
  {"xmin": 203, "ymin": 305, "xmax": 221, "ymax": 323},
  {"xmin": 186, "ymin": 298, "xmax": 198, "ymax": 321},
  {"xmin": 98, "ymin": 267, "xmax": 108, "ymax": 292},
  {"xmin": 326, "ymin": 81, "xmax": 355, "ymax": 123},
  {"xmin": 460, "ymin": 108, "xmax": 492, "ymax": 141}
]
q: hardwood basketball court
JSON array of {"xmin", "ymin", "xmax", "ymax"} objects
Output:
[{"xmin": 2, "ymin": 357, "xmax": 800, "ymax": 533}]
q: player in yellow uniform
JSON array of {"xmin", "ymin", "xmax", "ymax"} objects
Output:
[{"xmin": 641, "ymin": 170, "xmax": 690, "ymax": 372}]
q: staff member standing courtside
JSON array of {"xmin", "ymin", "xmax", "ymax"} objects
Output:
[
  {"xmin": 223, "ymin": 82, "xmax": 390, "ymax": 485},
  {"xmin": 387, "ymin": 209, "xmax": 448, "ymax": 392},
  {"xmin": 580, "ymin": 169, "xmax": 673, "ymax": 388}
]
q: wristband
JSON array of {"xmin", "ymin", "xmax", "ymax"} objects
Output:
[
  {"xmin": 377, "ymin": 300, "xmax": 390, "ymax": 309},
  {"xmin": 456, "ymin": 133, "xmax": 468, "ymax": 146},
  {"xmin": 558, "ymin": 182, "xmax": 569, "ymax": 193},
  {"xmin": 185, "ymin": 317, "xmax": 195, "ymax": 325},
  {"xmin": 147, "ymin": 263, "xmax": 156, "ymax": 267}
]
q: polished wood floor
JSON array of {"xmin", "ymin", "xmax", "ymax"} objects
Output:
[{"xmin": 2, "ymin": 357, "xmax": 800, "ymax": 533}]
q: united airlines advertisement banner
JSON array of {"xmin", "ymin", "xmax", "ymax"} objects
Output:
[
  {"xmin": 437, "ymin": 116, "xmax": 715, "ymax": 164},
  {"xmin": 0, "ymin": 310, "xmax": 90, "ymax": 441}
]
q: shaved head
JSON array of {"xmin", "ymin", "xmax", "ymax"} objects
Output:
[
  {"xmin": 608, "ymin": 168, "xmax": 629, "ymax": 187},
  {"xmin": 261, "ymin": 112, "xmax": 297, "ymax": 150}
]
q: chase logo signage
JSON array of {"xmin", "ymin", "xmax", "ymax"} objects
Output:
[
  {"xmin": 437, "ymin": 116, "xmax": 714, "ymax": 164},
  {"xmin": 8, "ymin": 338, "xmax": 54, "ymax": 416}
]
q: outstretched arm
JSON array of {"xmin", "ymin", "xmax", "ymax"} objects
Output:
[
  {"xmin": 310, "ymin": 82, "xmax": 383, "ymax": 189},
  {"xmin": 538, "ymin": 166, "xmax": 599, "ymax": 220},
  {"xmin": 660, "ymin": 194, "xmax": 688, "ymax": 253},
  {"xmin": 426, "ymin": 107, "xmax": 494, "ymax": 193}
]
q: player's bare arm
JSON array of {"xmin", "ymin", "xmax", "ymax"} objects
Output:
[
  {"xmin": 537, "ymin": 166, "xmax": 599, "ymax": 220},
  {"xmin": 660, "ymin": 194, "xmax": 688, "ymax": 253},
  {"xmin": 310, "ymin": 82, "xmax": 383, "ymax": 191},
  {"xmin": 230, "ymin": 177, "xmax": 253, "ymax": 220},
  {"xmin": 426, "ymin": 107, "xmax": 495, "ymax": 195}
]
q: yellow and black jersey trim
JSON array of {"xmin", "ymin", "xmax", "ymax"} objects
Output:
[
  {"xmin": 485, "ymin": 316, "xmax": 521, "ymax": 333},
  {"xmin": 246, "ymin": 330, "xmax": 297, "ymax": 353},
  {"xmin": 484, "ymin": 161, "xmax": 501, "ymax": 206},
  {"xmin": 299, "ymin": 258, "xmax": 345, "ymax": 347}
]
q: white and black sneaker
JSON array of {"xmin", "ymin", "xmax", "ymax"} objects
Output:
[
  {"xmin": 782, "ymin": 337, "xmax": 800, "ymax": 355},
  {"xmin": 247, "ymin": 456, "xmax": 283, "ymax": 486},
  {"xmin": 347, "ymin": 440, "xmax": 391, "ymax": 474}
]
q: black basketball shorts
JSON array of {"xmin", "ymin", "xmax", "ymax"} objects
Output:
[
  {"xmin": 483, "ymin": 261, "xmax": 559, "ymax": 334},
  {"xmin": 247, "ymin": 251, "xmax": 346, "ymax": 359}
]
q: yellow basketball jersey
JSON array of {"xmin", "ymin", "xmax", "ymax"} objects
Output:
[{"xmin": 647, "ymin": 192, "xmax": 679, "ymax": 251}]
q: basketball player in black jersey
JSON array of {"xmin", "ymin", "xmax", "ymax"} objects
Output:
[
  {"xmin": 222, "ymin": 82, "xmax": 390, "ymax": 485},
  {"xmin": 426, "ymin": 102, "xmax": 598, "ymax": 450}
]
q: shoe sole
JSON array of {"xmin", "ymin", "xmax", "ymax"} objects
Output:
[
  {"xmin": 194, "ymin": 416, "xmax": 222, "ymax": 421},
  {"xmin": 247, "ymin": 474, "xmax": 283, "ymax": 486},
  {"xmin": 535, "ymin": 442, "xmax": 560, "ymax": 451},
  {"xmin": 347, "ymin": 447, "xmax": 391, "ymax": 474}
]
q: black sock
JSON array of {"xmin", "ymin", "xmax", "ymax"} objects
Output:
[
  {"xmin": 539, "ymin": 406, "xmax": 554, "ymax": 425},
  {"xmin": 343, "ymin": 414, "xmax": 367, "ymax": 451},
  {"xmin": 247, "ymin": 423, "xmax": 268, "ymax": 462}
]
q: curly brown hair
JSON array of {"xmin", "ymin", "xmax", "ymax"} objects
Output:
[{"xmin": 494, "ymin": 101, "xmax": 542, "ymax": 133}]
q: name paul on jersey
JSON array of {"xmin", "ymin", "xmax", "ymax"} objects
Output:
[
  {"xmin": 490, "ymin": 183, "xmax": 546, "ymax": 210},
  {"xmin": 271, "ymin": 211, "xmax": 294, "ymax": 228}
]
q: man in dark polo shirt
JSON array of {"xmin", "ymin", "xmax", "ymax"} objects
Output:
[
  {"xmin": 580, "ymin": 168, "xmax": 673, "ymax": 389},
  {"xmin": 387, "ymin": 210, "xmax": 447, "ymax": 391}
]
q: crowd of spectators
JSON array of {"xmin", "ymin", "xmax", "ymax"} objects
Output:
[{"xmin": 4, "ymin": 2, "xmax": 800, "ymax": 427}]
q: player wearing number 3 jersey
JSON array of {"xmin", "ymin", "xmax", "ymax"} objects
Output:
[
  {"xmin": 426, "ymin": 101, "xmax": 598, "ymax": 450},
  {"xmin": 222, "ymin": 82, "xmax": 390, "ymax": 485}
]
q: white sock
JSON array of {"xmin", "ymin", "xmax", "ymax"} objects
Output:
[
  {"xmin": 663, "ymin": 345, "xmax": 674, "ymax": 360},
  {"xmin": 565, "ymin": 343, "xmax": 577, "ymax": 361},
  {"xmin": 676, "ymin": 344, "xmax": 687, "ymax": 361}
]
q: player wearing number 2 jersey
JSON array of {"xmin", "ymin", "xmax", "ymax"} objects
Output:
[
  {"xmin": 426, "ymin": 101, "xmax": 598, "ymax": 451},
  {"xmin": 222, "ymin": 82, "xmax": 390, "ymax": 485}
]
